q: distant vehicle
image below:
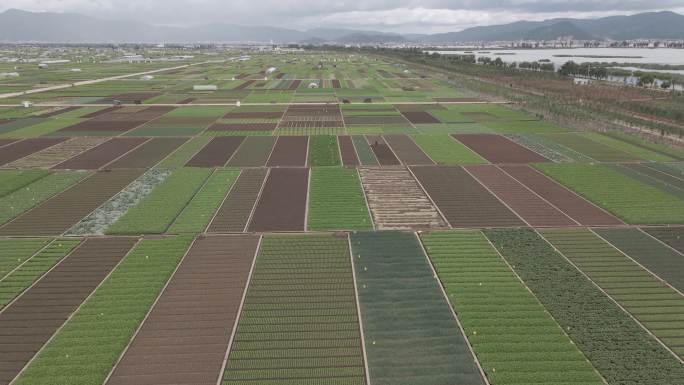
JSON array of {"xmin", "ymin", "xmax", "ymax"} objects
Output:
[{"xmin": 113, "ymin": 100, "xmax": 122, "ymax": 106}]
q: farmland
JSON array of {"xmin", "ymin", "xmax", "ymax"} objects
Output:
[{"xmin": 0, "ymin": 48, "xmax": 682, "ymax": 385}]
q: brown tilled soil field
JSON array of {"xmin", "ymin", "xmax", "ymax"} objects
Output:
[
  {"xmin": 248, "ymin": 168, "xmax": 308, "ymax": 232},
  {"xmin": 266, "ymin": 136, "xmax": 308, "ymax": 167},
  {"xmin": 207, "ymin": 168, "xmax": 267, "ymax": 233},
  {"xmin": 185, "ymin": 137, "xmax": 245, "ymax": 167},
  {"xmin": 454, "ymin": 134, "xmax": 551, "ymax": 163},
  {"xmin": 384, "ymin": 134, "xmax": 434, "ymax": 165},
  {"xmin": 52, "ymin": 138, "xmax": 148, "ymax": 170}
]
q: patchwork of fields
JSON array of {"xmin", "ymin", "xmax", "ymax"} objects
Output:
[{"xmin": 0, "ymin": 51, "xmax": 683, "ymax": 385}]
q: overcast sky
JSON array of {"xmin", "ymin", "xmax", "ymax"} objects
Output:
[{"xmin": 2, "ymin": 0, "xmax": 684, "ymax": 33}]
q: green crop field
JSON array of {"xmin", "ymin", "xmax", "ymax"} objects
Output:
[
  {"xmin": 307, "ymin": 135, "xmax": 341, "ymax": 166},
  {"xmin": 412, "ymin": 134, "xmax": 486, "ymax": 164},
  {"xmin": 536, "ymin": 163, "xmax": 684, "ymax": 224},
  {"xmin": 307, "ymin": 167, "xmax": 372, "ymax": 230}
]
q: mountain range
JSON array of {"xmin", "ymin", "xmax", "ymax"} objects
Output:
[{"xmin": 1, "ymin": 9, "xmax": 683, "ymax": 44}]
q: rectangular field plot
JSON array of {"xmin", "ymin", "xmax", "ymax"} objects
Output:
[
  {"xmin": 453, "ymin": 134, "xmax": 550, "ymax": 164},
  {"xmin": 465, "ymin": 165, "xmax": 576, "ymax": 227},
  {"xmin": 107, "ymin": 168, "xmax": 211, "ymax": 234},
  {"xmin": 106, "ymin": 137, "xmax": 187, "ymax": 168},
  {"xmin": 485, "ymin": 228, "xmax": 684, "ymax": 384},
  {"xmin": 185, "ymin": 136, "xmax": 245, "ymax": 167},
  {"xmin": 411, "ymin": 135, "xmax": 486, "ymax": 165},
  {"xmin": 338, "ymin": 135, "xmax": 360, "ymax": 166},
  {"xmin": 308, "ymin": 168, "xmax": 372, "ymax": 230},
  {"xmin": 0, "ymin": 237, "xmax": 138, "ymax": 385},
  {"xmin": 13, "ymin": 236, "xmax": 193, "ymax": 385},
  {"xmin": 208, "ymin": 168, "xmax": 267, "ymax": 233},
  {"xmin": 351, "ymin": 231, "xmax": 485, "ymax": 385},
  {"xmin": 267, "ymin": 136, "xmax": 308, "ymax": 167},
  {"xmin": 226, "ymin": 136, "xmax": 276, "ymax": 167},
  {"xmin": 2, "ymin": 137, "xmax": 108, "ymax": 169},
  {"xmin": 541, "ymin": 228, "xmax": 684, "ymax": 360},
  {"xmin": 308, "ymin": 135, "xmax": 341, "ymax": 166},
  {"xmin": 359, "ymin": 167, "xmax": 446, "ymax": 230},
  {"xmin": 0, "ymin": 138, "xmax": 67, "ymax": 167},
  {"xmin": 351, "ymin": 135, "xmax": 378, "ymax": 166},
  {"xmin": 500, "ymin": 165, "xmax": 622, "ymax": 226},
  {"xmin": 420, "ymin": 231, "xmax": 603, "ymax": 385},
  {"xmin": 411, "ymin": 166, "xmax": 524, "ymax": 228},
  {"xmin": 248, "ymin": 168, "xmax": 308, "ymax": 232},
  {"xmin": 0, "ymin": 170, "xmax": 50, "ymax": 197},
  {"xmin": 366, "ymin": 135, "xmax": 400, "ymax": 165},
  {"xmin": 223, "ymin": 234, "xmax": 366, "ymax": 385},
  {"xmin": 535, "ymin": 163, "xmax": 684, "ymax": 224},
  {"xmin": 384, "ymin": 134, "xmax": 434, "ymax": 165},
  {"xmin": 106, "ymin": 235, "xmax": 259, "ymax": 385},
  {"xmin": 0, "ymin": 169, "xmax": 142, "ymax": 236},
  {"xmin": 541, "ymin": 133, "xmax": 643, "ymax": 162},
  {"xmin": 642, "ymin": 227, "xmax": 684, "ymax": 254},
  {"xmin": 52, "ymin": 137, "xmax": 147, "ymax": 170},
  {"xmin": 609, "ymin": 163, "xmax": 684, "ymax": 200}
]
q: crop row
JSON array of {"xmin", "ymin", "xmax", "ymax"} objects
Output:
[
  {"xmin": 420, "ymin": 231, "xmax": 603, "ymax": 385},
  {"xmin": 484, "ymin": 228, "xmax": 684, "ymax": 384},
  {"xmin": 411, "ymin": 134, "xmax": 486, "ymax": 165},
  {"xmin": 13, "ymin": 235, "xmax": 193, "ymax": 385},
  {"xmin": 307, "ymin": 135, "xmax": 341, "ymax": 166},
  {"xmin": 224, "ymin": 234, "xmax": 365, "ymax": 384}
]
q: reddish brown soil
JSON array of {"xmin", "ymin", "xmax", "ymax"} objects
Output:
[
  {"xmin": 366, "ymin": 136, "xmax": 400, "ymax": 166},
  {"xmin": 234, "ymin": 80, "xmax": 255, "ymax": 90},
  {"xmin": 0, "ymin": 237, "xmax": 137, "ymax": 385},
  {"xmin": 222, "ymin": 111, "xmax": 284, "ymax": 119},
  {"xmin": 394, "ymin": 104, "xmax": 445, "ymax": 112},
  {"xmin": 453, "ymin": 134, "xmax": 550, "ymax": 163},
  {"xmin": 107, "ymin": 137, "xmax": 187, "ymax": 168},
  {"xmin": 0, "ymin": 138, "xmax": 67, "ymax": 167},
  {"xmin": 208, "ymin": 169, "xmax": 267, "ymax": 232},
  {"xmin": 0, "ymin": 139, "xmax": 18, "ymax": 148},
  {"xmin": 410, "ymin": 165, "xmax": 525, "ymax": 228},
  {"xmin": 287, "ymin": 80, "xmax": 301, "ymax": 90},
  {"xmin": 384, "ymin": 135, "xmax": 434, "ymax": 165},
  {"xmin": 185, "ymin": 137, "xmax": 245, "ymax": 167},
  {"xmin": 53, "ymin": 138, "xmax": 148, "ymax": 170},
  {"xmin": 465, "ymin": 165, "xmax": 577, "ymax": 227},
  {"xmin": 499, "ymin": 165, "xmax": 623, "ymax": 226},
  {"xmin": 0, "ymin": 169, "xmax": 144, "ymax": 236},
  {"xmin": 105, "ymin": 235, "xmax": 259, "ymax": 385},
  {"xmin": 248, "ymin": 168, "xmax": 308, "ymax": 232},
  {"xmin": 332, "ymin": 79, "xmax": 341, "ymax": 88},
  {"xmin": 401, "ymin": 111, "xmax": 441, "ymax": 124},
  {"xmin": 338, "ymin": 135, "xmax": 360, "ymax": 166},
  {"xmin": 266, "ymin": 136, "xmax": 308, "ymax": 167}
]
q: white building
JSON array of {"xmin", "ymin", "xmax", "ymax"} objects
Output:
[{"xmin": 193, "ymin": 85, "xmax": 218, "ymax": 91}]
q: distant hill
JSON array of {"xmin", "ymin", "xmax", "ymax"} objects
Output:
[{"xmin": 0, "ymin": 8, "xmax": 683, "ymax": 43}]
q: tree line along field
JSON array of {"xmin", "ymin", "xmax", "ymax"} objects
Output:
[{"xmin": 0, "ymin": 50, "xmax": 683, "ymax": 385}]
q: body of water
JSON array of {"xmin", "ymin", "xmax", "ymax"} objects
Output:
[{"xmin": 427, "ymin": 48, "xmax": 684, "ymax": 68}]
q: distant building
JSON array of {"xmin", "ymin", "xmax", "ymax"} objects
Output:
[
  {"xmin": 307, "ymin": 82, "xmax": 319, "ymax": 89},
  {"xmin": 38, "ymin": 63, "xmax": 48, "ymax": 69},
  {"xmin": 573, "ymin": 77, "xmax": 592, "ymax": 86},
  {"xmin": 69, "ymin": 68, "xmax": 82, "ymax": 72}
]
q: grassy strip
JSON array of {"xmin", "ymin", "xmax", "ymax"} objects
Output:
[
  {"xmin": 585, "ymin": 133, "xmax": 674, "ymax": 162},
  {"xmin": 168, "ymin": 168, "xmax": 241, "ymax": 233},
  {"xmin": 107, "ymin": 168, "xmax": 212, "ymax": 234},
  {"xmin": 0, "ymin": 238, "xmax": 50, "ymax": 280},
  {"xmin": 0, "ymin": 170, "xmax": 50, "ymax": 198},
  {"xmin": 307, "ymin": 168, "xmax": 372, "ymax": 230},
  {"xmin": 0, "ymin": 171, "xmax": 90, "ymax": 225},
  {"xmin": 155, "ymin": 136, "xmax": 212, "ymax": 168},
  {"xmin": 542, "ymin": 133, "xmax": 642, "ymax": 162},
  {"xmin": 224, "ymin": 234, "xmax": 365, "ymax": 385},
  {"xmin": 604, "ymin": 131, "xmax": 684, "ymax": 161},
  {"xmin": 0, "ymin": 118, "xmax": 83, "ymax": 138},
  {"xmin": 0, "ymin": 239, "xmax": 81, "ymax": 309},
  {"xmin": 542, "ymin": 228, "xmax": 684, "ymax": 360},
  {"xmin": 420, "ymin": 231, "xmax": 603, "ymax": 385},
  {"xmin": 412, "ymin": 134, "xmax": 486, "ymax": 165},
  {"xmin": 535, "ymin": 163, "xmax": 684, "ymax": 224},
  {"xmin": 13, "ymin": 236, "xmax": 193, "ymax": 385},
  {"xmin": 307, "ymin": 135, "xmax": 341, "ymax": 166},
  {"xmin": 484, "ymin": 228, "xmax": 684, "ymax": 385}
]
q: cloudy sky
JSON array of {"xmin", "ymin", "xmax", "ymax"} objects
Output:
[{"xmin": 2, "ymin": 0, "xmax": 683, "ymax": 33}]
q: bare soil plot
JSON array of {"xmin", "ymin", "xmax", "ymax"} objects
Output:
[
  {"xmin": 0, "ymin": 237, "xmax": 137, "ymax": 385},
  {"xmin": 266, "ymin": 136, "xmax": 308, "ymax": 167},
  {"xmin": 0, "ymin": 138, "xmax": 67, "ymax": 167},
  {"xmin": 332, "ymin": 79, "xmax": 341, "ymax": 88},
  {"xmin": 287, "ymin": 79, "xmax": 301, "ymax": 90},
  {"xmin": 185, "ymin": 137, "xmax": 245, "ymax": 167},
  {"xmin": 338, "ymin": 135, "xmax": 360, "ymax": 166},
  {"xmin": 410, "ymin": 166, "xmax": 524, "ymax": 228},
  {"xmin": 107, "ymin": 138, "xmax": 187, "ymax": 169},
  {"xmin": 465, "ymin": 165, "xmax": 576, "ymax": 227},
  {"xmin": 52, "ymin": 138, "xmax": 148, "ymax": 170},
  {"xmin": 207, "ymin": 169, "xmax": 267, "ymax": 233},
  {"xmin": 453, "ymin": 134, "xmax": 550, "ymax": 163},
  {"xmin": 234, "ymin": 79, "xmax": 255, "ymax": 90},
  {"xmin": 359, "ymin": 167, "xmax": 446, "ymax": 230},
  {"xmin": 500, "ymin": 165, "xmax": 623, "ymax": 226},
  {"xmin": 0, "ymin": 169, "xmax": 144, "ymax": 236},
  {"xmin": 0, "ymin": 139, "xmax": 18, "ymax": 148},
  {"xmin": 207, "ymin": 122, "xmax": 277, "ymax": 132},
  {"xmin": 2, "ymin": 138, "xmax": 108, "ymax": 169},
  {"xmin": 384, "ymin": 134, "xmax": 434, "ymax": 165},
  {"xmin": 401, "ymin": 110, "xmax": 441, "ymax": 124},
  {"xmin": 366, "ymin": 135, "xmax": 400, "ymax": 165},
  {"xmin": 105, "ymin": 235, "xmax": 259, "ymax": 385},
  {"xmin": 642, "ymin": 227, "xmax": 684, "ymax": 253},
  {"xmin": 248, "ymin": 168, "xmax": 308, "ymax": 232},
  {"xmin": 226, "ymin": 137, "xmax": 276, "ymax": 167}
]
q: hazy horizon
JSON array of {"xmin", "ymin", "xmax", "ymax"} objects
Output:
[{"xmin": 2, "ymin": 1, "xmax": 684, "ymax": 34}]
